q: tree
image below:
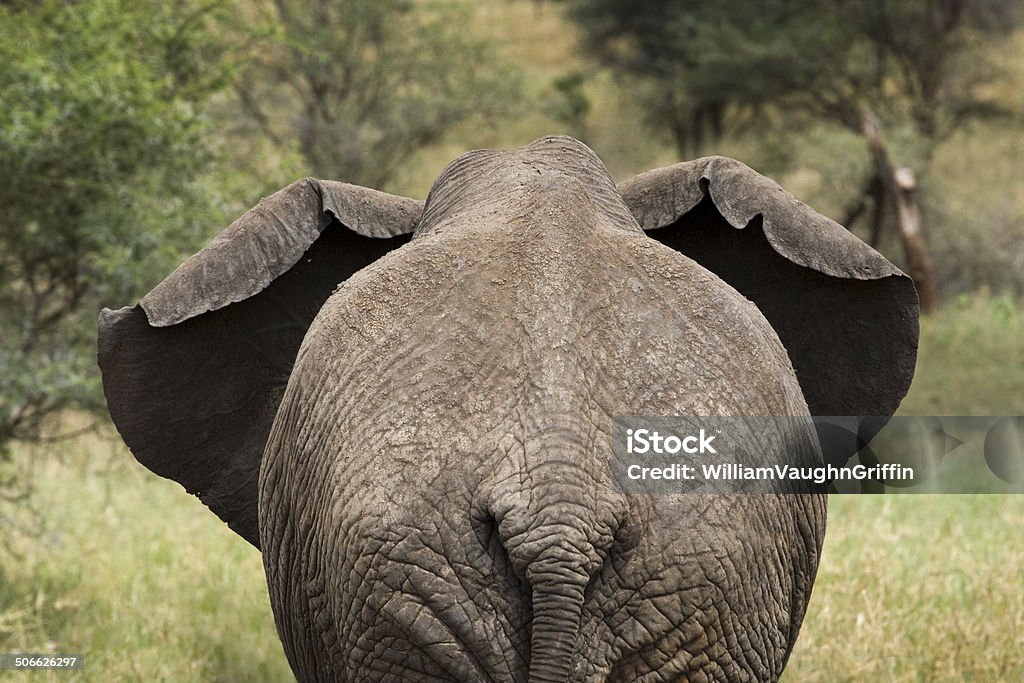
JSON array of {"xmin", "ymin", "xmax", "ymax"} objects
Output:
[
  {"xmin": 569, "ymin": 0, "xmax": 1023, "ymax": 312},
  {"xmin": 0, "ymin": 0, "xmax": 237, "ymax": 481},
  {"xmin": 234, "ymin": 0, "xmax": 521, "ymax": 188}
]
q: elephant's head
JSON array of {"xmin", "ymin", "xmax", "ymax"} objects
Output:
[{"xmin": 98, "ymin": 136, "xmax": 918, "ymax": 681}]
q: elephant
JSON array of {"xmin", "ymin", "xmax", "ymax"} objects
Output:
[{"xmin": 98, "ymin": 135, "xmax": 918, "ymax": 682}]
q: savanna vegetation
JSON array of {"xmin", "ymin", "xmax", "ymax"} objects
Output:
[{"xmin": 2, "ymin": 0, "xmax": 1022, "ymax": 680}]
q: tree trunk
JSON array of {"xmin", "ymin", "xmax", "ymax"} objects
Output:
[
  {"xmin": 890, "ymin": 167, "xmax": 940, "ymax": 314},
  {"xmin": 863, "ymin": 114, "xmax": 940, "ymax": 314},
  {"xmin": 840, "ymin": 171, "xmax": 886, "ymax": 248},
  {"xmin": 867, "ymin": 173, "xmax": 885, "ymax": 248}
]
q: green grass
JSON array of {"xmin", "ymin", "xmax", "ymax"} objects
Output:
[
  {"xmin": 2, "ymin": 295, "xmax": 1022, "ymax": 681},
  {"xmin": 899, "ymin": 292, "xmax": 1024, "ymax": 415},
  {"xmin": 0, "ymin": 434, "xmax": 290, "ymax": 682},
  {"xmin": 783, "ymin": 495, "xmax": 1024, "ymax": 682}
]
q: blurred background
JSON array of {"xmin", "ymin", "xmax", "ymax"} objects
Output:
[{"xmin": 1, "ymin": 0, "xmax": 1022, "ymax": 680}]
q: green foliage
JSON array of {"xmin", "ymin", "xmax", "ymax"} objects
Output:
[
  {"xmin": 568, "ymin": 0, "xmax": 1024, "ymax": 299},
  {"xmin": 0, "ymin": 0, "xmax": 238, "ymax": 462},
  {"xmin": 235, "ymin": 0, "xmax": 522, "ymax": 189},
  {"xmin": 545, "ymin": 70, "xmax": 592, "ymax": 140},
  {"xmin": 926, "ymin": 119, "xmax": 1024, "ymax": 297},
  {"xmin": 569, "ymin": 0, "xmax": 1022, "ymax": 156}
]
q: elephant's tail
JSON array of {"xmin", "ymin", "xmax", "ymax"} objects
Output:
[
  {"xmin": 482, "ymin": 476, "xmax": 629, "ymax": 682},
  {"xmin": 525, "ymin": 553, "xmax": 592, "ymax": 683}
]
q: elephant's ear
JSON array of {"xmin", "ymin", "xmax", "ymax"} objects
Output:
[
  {"xmin": 619, "ymin": 157, "xmax": 919, "ymax": 418},
  {"xmin": 98, "ymin": 179, "xmax": 422, "ymax": 548}
]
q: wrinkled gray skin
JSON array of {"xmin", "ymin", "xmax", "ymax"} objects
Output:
[{"xmin": 99, "ymin": 136, "xmax": 918, "ymax": 682}]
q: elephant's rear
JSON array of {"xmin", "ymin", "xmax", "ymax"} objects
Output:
[
  {"xmin": 98, "ymin": 135, "xmax": 914, "ymax": 683},
  {"xmin": 259, "ymin": 207, "xmax": 826, "ymax": 681}
]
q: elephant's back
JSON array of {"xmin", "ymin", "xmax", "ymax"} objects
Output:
[
  {"xmin": 272, "ymin": 212, "xmax": 811, "ymax": 504},
  {"xmin": 259, "ymin": 217, "xmax": 823, "ymax": 681}
]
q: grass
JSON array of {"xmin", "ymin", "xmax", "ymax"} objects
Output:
[
  {"xmin": 783, "ymin": 495, "xmax": 1024, "ymax": 682},
  {"xmin": 779, "ymin": 293, "xmax": 1024, "ymax": 680},
  {"xmin": 0, "ymin": 434, "xmax": 290, "ymax": 682},
  {"xmin": 899, "ymin": 292, "xmax": 1024, "ymax": 415},
  {"xmin": 2, "ymin": 295, "xmax": 1022, "ymax": 681}
]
